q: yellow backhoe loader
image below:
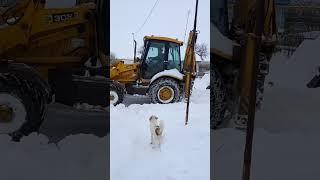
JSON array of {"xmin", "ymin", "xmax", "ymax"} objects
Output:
[
  {"xmin": 0, "ymin": 0, "xmax": 108, "ymax": 141},
  {"xmin": 110, "ymin": 0, "xmax": 199, "ymax": 106}
]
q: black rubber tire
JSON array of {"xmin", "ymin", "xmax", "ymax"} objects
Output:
[
  {"xmin": 0, "ymin": 73, "xmax": 46, "ymax": 142},
  {"xmin": 211, "ymin": 66, "xmax": 227, "ymax": 129},
  {"xmin": 149, "ymin": 78, "xmax": 181, "ymax": 104},
  {"xmin": 110, "ymin": 81, "xmax": 125, "ymax": 106}
]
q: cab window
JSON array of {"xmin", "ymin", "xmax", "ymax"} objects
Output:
[{"xmin": 167, "ymin": 43, "xmax": 181, "ymax": 70}]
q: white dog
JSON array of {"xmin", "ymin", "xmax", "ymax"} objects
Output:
[{"xmin": 149, "ymin": 115, "xmax": 164, "ymax": 149}]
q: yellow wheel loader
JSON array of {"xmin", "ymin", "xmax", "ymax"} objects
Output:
[
  {"xmin": 0, "ymin": 0, "xmax": 109, "ymax": 141},
  {"xmin": 110, "ymin": 1, "xmax": 199, "ymax": 106}
]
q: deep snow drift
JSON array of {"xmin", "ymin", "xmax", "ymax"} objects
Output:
[
  {"xmin": 214, "ymin": 37, "xmax": 320, "ymax": 179},
  {"xmin": 110, "ymin": 74, "xmax": 210, "ymax": 180},
  {"xmin": 255, "ymin": 36, "xmax": 320, "ymax": 130}
]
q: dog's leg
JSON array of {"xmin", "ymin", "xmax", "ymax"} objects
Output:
[{"xmin": 150, "ymin": 134, "xmax": 154, "ymax": 144}]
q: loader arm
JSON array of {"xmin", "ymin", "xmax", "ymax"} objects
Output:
[
  {"xmin": 183, "ymin": 0, "xmax": 198, "ymax": 99},
  {"xmin": 236, "ymin": 0, "xmax": 277, "ymax": 123},
  {"xmin": 183, "ymin": 30, "xmax": 198, "ymax": 98},
  {"xmin": 184, "ymin": 0, "xmax": 199, "ymax": 125},
  {"xmin": 234, "ymin": 1, "xmax": 277, "ymax": 180}
]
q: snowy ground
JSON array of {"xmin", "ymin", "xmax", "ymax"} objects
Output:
[
  {"xmin": 214, "ymin": 37, "xmax": 320, "ymax": 179},
  {"xmin": 0, "ymin": 133, "xmax": 108, "ymax": 180},
  {"xmin": 110, "ymin": 74, "xmax": 210, "ymax": 180},
  {"xmin": 0, "ymin": 103, "xmax": 108, "ymax": 180}
]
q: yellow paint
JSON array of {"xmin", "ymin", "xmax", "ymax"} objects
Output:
[
  {"xmin": 144, "ymin": 36, "xmax": 183, "ymax": 46},
  {"xmin": 159, "ymin": 87, "xmax": 173, "ymax": 101},
  {"xmin": 0, "ymin": 0, "xmax": 99, "ymax": 76},
  {"xmin": 110, "ymin": 61, "xmax": 139, "ymax": 84}
]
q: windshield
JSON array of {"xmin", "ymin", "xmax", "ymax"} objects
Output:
[{"xmin": 167, "ymin": 42, "xmax": 181, "ymax": 71}]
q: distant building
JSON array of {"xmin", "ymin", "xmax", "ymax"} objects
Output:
[
  {"xmin": 275, "ymin": 0, "xmax": 291, "ymax": 32},
  {"xmin": 275, "ymin": 1, "xmax": 320, "ymax": 54},
  {"xmin": 226, "ymin": 0, "xmax": 291, "ymax": 33}
]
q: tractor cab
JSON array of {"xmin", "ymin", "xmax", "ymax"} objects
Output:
[{"xmin": 139, "ymin": 36, "xmax": 183, "ymax": 80}]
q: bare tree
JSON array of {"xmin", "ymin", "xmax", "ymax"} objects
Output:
[{"xmin": 195, "ymin": 43, "xmax": 208, "ymax": 61}]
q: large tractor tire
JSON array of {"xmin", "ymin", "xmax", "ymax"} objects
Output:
[
  {"xmin": 0, "ymin": 73, "xmax": 47, "ymax": 141},
  {"xmin": 211, "ymin": 66, "xmax": 227, "ymax": 129},
  {"xmin": 110, "ymin": 81, "xmax": 125, "ymax": 106},
  {"xmin": 149, "ymin": 78, "xmax": 181, "ymax": 104}
]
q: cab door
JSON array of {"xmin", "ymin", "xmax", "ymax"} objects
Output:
[
  {"xmin": 166, "ymin": 42, "xmax": 182, "ymax": 71},
  {"xmin": 141, "ymin": 41, "xmax": 167, "ymax": 79}
]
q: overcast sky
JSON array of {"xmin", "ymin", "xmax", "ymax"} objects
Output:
[{"xmin": 111, "ymin": 0, "xmax": 210, "ymax": 60}]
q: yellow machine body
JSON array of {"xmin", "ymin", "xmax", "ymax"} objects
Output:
[
  {"xmin": 110, "ymin": 35, "xmax": 188, "ymax": 85},
  {"xmin": 0, "ymin": 0, "xmax": 107, "ymax": 79}
]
